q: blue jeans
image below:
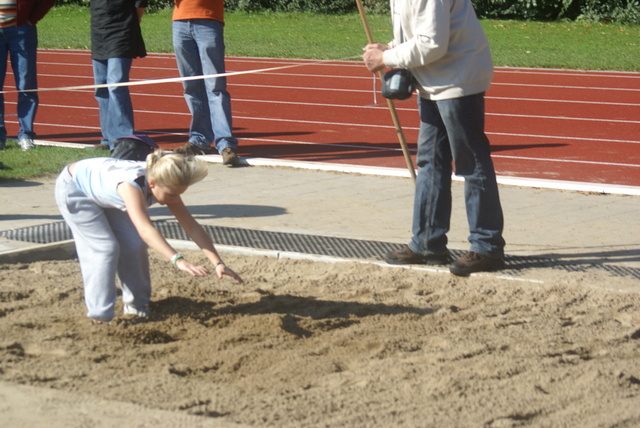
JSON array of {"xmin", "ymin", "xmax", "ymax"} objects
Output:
[
  {"xmin": 409, "ymin": 94, "xmax": 505, "ymax": 258},
  {"xmin": 92, "ymin": 57, "xmax": 134, "ymax": 148},
  {"xmin": 0, "ymin": 23, "xmax": 38, "ymax": 143},
  {"xmin": 172, "ymin": 19, "xmax": 237, "ymax": 153}
]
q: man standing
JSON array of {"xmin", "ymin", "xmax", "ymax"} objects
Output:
[
  {"xmin": 362, "ymin": 0, "xmax": 506, "ymax": 276},
  {"xmin": 171, "ymin": 0, "xmax": 239, "ymax": 166},
  {"xmin": 0, "ymin": 0, "xmax": 55, "ymax": 151},
  {"xmin": 90, "ymin": 0, "xmax": 146, "ymax": 150}
]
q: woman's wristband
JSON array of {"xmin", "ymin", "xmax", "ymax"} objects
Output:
[
  {"xmin": 214, "ymin": 261, "xmax": 225, "ymax": 268},
  {"xmin": 171, "ymin": 253, "xmax": 184, "ymax": 266}
]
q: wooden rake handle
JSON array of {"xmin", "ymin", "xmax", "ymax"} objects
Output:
[{"xmin": 355, "ymin": 0, "xmax": 416, "ymax": 183}]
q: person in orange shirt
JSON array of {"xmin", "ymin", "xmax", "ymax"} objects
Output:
[{"xmin": 172, "ymin": 0, "xmax": 239, "ymax": 166}]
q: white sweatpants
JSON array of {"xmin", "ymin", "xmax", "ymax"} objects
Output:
[{"xmin": 55, "ymin": 167, "xmax": 151, "ymax": 321}]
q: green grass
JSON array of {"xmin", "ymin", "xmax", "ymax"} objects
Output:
[
  {"xmin": 3, "ymin": 6, "xmax": 638, "ymax": 182},
  {"xmin": 223, "ymin": 12, "xmax": 391, "ymax": 60},
  {"xmin": 0, "ymin": 142, "xmax": 109, "ymax": 182},
  {"xmin": 483, "ymin": 20, "xmax": 640, "ymax": 70},
  {"xmin": 38, "ymin": 7, "xmax": 639, "ymax": 70},
  {"xmin": 36, "ymin": 6, "xmax": 90, "ymax": 50}
]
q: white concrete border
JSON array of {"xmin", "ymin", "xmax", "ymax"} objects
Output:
[
  {"xmin": 165, "ymin": 239, "xmax": 546, "ymax": 285},
  {"xmin": 33, "ymin": 139, "xmax": 640, "ymax": 196},
  {"xmin": 0, "ymin": 237, "xmax": 547, "ymax": 285}
]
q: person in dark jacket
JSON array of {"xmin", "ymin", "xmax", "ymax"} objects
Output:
[
  {"xmin": 0, "ymin": 0, "xmax": 56, "ymax": 151},
  {"xmin": 90, "ymin": 0, "xmax": 147, "ymax": 150}
]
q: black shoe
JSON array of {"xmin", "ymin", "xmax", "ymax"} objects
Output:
[
  {"xmin": 449, "ymin": 251, "xmax": 505, "ymax": 276},
  {"xmin": 221, "ymin": 147, "xmax": 240, "ymax": 166},
  {"xmin": 384, "ymin": 245, "xmax": 450, "ymax": 265},
  {"xmin": 173, "ymin": 142, "xmax": 212, "ymax": 156}
]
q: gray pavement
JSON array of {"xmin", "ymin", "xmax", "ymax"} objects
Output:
[{"xmin": 1, "ymin": 155, "xmax": 639, "ymax": 272}]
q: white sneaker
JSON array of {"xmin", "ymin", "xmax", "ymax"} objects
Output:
[
  {"xmin": 18, "ymin": 137, "xmax": 35, "ymax": 151},
  {"xmin": 124, "ymin": 304, "xmax": 150, "ymax": 317}
]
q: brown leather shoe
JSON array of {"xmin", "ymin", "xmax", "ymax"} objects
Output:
[
  {"xmin": 221, "ymin": 147, "xmax": 240, "ymax": 166},
  {"xmin": 173, "ymin": 142, "xmax": 212, "ymax": 156},
  {"xmin": 384, "ymin": 245, "xmax": 450, "ymax": 265},
  {"xmin": 449, "ymin": 251, "xmax": 505, "ymax": 276}
]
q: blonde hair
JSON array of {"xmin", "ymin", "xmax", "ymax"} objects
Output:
[{"xmin": 146, "ymin": 150, "xmax": 208, "ymax": 188}]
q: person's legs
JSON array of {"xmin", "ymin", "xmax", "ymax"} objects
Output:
[
  {"xmin": 55, "ymin": 170, "xmax": 119, "ymax": 322},
  {"xmin": 0, "ymin": 28, "xmax": 9, "ymax": 146},
  {"xmin": 93, "ymin": 57, "xmax": 134, "ymax": 148},
  {"xmin": 190, "ymin": 19, "xmax": 237, "ymax": 153},
  {"xmin": 106, "ymin": 57, "xmax": 134, "ymax": 146},
  {"xmin": 92, "ymin": 59, "xmax": 111, "ymax": 145},
  {"xmin": 409, "ymin": 97, "xmax": 453, "ymax": 255},
  {"xmin": 10, "ymin": 23, "xmax": 38, "ymax": 141},
  {"xmin": 173, "ymin": 19, "xmax": 214, "ymax": 149},
  {"xmin": 106, "ymin": 209, "xmax": 151, "ymax": 315},
  {"xmin": 437, "ymin": 93, "xmax": 505, "ymax": 259},
  {"xmin": 385, "ymin": 97, "xmax": 452, "ymax": 265}
]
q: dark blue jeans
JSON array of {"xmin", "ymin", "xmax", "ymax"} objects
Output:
[
  {"xmin": 409, "ymin": 93, "xmax": 505, "ymax": 258},
  {"xmin": 92, "ymin": 57, "xmax": 135, "ymax": 148},
  {"xmin": 0, "ymin": 23, "xmax": 38, "ymax": 143}
]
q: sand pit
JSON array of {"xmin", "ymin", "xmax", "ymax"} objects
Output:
[{"xmin": 1, "ymin": 251, "xmax": 639, "ymax": 427}]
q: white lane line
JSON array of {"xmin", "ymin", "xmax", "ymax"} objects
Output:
[
  {"xmin": 487, "ymin": 131, "xmax": 639, "ymax": 145},
  {"xmin": 493, "ymin": 67, "xmax": 640, "ymax": 79},
  {"xmin": 33, "ymin": 71, "xmax": 640, "ymax": 111},
  {"xmin": 491, "ymin": 153, "xmax": 639, "ymax": 168},
  {"xmin": 31, "ymin": 89, "xmax": 640, "ymax": 127},
  {"xmin": 486, "ymin": 95, "xmax": 640, "ymax": 107},
  {"xmin": 493, "ymin": 82, "xmax": 640, "ymax": 92},
  {"xmin": 485, "ymin": 112, "xmax": 640, "ymax": 124},
  {"xmin": 36, "ymin": 67, "xmax": 640, "ymax": 91},
  {"xmin": 31, "ymin": 82, "xmax": 640, "ymax": 120},
  {"xmin": 40, "ymin": 50, "xmax": 640, "ymax": 75},
  {"xmin": 28, "ymin": 100, "xmax": 640, "ymax": 146},
  {"xmin": 228, "ymin": 136, "xmax": 640, "ymax": 169}
]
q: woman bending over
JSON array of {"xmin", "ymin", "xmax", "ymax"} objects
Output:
[{"xmin": 55, "ymin": 150, "xmax": 243, "ymax": 323}]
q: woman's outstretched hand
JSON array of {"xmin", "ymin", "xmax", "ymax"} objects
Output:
[
  {"xmin": 175, "ymin": 258, "xmax": 210, "ymax": 277},
  {"xmin": 174, "ymin": 258, "xmax": 243, "ymax": 283},
  {"xmin": 215, "ymin": 263, "xmax": 244, "ymax": 283}
]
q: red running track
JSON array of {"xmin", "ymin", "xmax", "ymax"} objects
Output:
[{"xmin": 5, "ymin": 49, "xmax": 640, "ymax": 188}]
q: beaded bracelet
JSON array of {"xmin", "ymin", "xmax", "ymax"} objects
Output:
[{"xmin": 171, "ymin": 253, "xmax": 184, "ymax": 266}]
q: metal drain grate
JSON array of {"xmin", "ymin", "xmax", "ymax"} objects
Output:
[
  {"xmin": 0, "ymin": 221, "xmax": 73, "ymax": 244},
  {"xmin": 152, "ymin": 220, "xmax": 402, "ymax": 260},
  {"xmin": 1, "ymin": 221, "xmax": 639, "ymax": 281}
]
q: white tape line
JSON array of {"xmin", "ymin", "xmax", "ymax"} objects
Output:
[
  {"xmin": 1, "ymin": 56, "xmax": 360, "ymax": 94},
  {"xmin": 0, "ymin": 63, "xmax": 301, "ymax": 94}
]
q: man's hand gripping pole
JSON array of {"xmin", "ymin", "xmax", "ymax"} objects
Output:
[{"xmin": 355, "ymin": 0, "xmax": 416, "ymax": 183}]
